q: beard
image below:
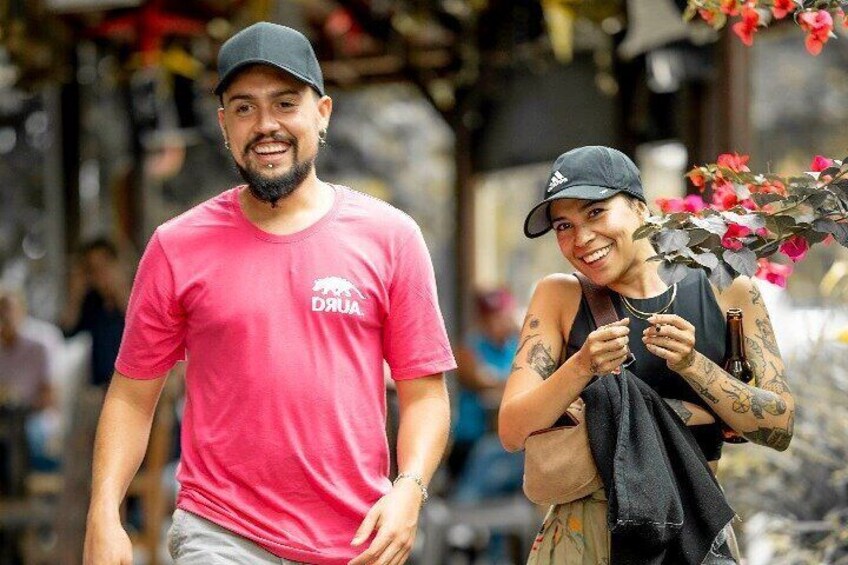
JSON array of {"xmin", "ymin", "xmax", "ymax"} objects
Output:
[{"xmin": 233, "ymin": 134, "xmax": 315, "ymax": 207}]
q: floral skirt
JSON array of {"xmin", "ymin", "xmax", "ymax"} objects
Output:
[
  {"xmin": 526, "ymin": 489, "xmax": 740, "ymax": 565},
  {"xmin": 527, "ymin": 490, "xmax": 610, "ymax": 565}
]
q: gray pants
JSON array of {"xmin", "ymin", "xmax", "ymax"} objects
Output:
[{"xmin": 167, "ymin": 508, "xmax": 307, "ymax": 564}]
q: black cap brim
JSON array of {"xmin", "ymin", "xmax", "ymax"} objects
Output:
[
  {"xmin": 214, "ymin": 59, "xmax": 325, "ymax": 97},
  {"xmin": 524, "ymin": 185, "xmax": 626, "ymax": 238}
]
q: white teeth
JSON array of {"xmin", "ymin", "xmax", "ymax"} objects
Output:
[
  {"xmin": 583, "ymin": 245, "xmax": 612, "ymax": 264},
  {"xmin": 254, "ymin": 143, "xmax": 288, "ymax": 154}
]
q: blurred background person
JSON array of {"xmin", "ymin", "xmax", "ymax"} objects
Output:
[
  {"xmin": 449, "ymin": 287, "xmax": 520, "ymax": 493},
  {"xmin": 0, "ymin": 286, "xmax": 59, "ymax": 487},
  {"xmin": 60, "ymin": 238, "xmax": 129, "ymax": 389}
]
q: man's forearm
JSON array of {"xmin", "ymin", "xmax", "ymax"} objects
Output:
[
  {"xmin": 88, "ymin": 374, "xmax": 165, "ymax": 519},
  {"xmin": 394, "ymin": 378, "xmax": 450, "ymax": 487}
]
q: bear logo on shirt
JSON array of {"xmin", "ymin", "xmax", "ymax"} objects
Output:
[{"xmin": 311, "ymin": 277, "xmax": 365, "ymax": 316}]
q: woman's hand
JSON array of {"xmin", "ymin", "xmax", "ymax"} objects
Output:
[
  {"xmin": 574, "ymin": 318, "xmax": 631, "ymax": 376},
  {"xmin": 642, "ymin": 313, "xmax": 698, "ymax": 372}
]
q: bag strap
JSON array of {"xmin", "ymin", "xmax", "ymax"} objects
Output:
[{"xmin": 574, "ymin": 272, "xmax": 619, "ymax": 328}]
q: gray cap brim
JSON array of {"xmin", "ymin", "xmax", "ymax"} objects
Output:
[
  {"xmin": 214, "ymin": 59, "xmax": 324, "ymax": 96},
  {"xmin": 524, "ymin": 185, "xmax": 625, "ymax": 238}
]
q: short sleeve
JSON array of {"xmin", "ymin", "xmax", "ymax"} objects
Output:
[
  {"xmin": 382, "ymin": 226, "xmax": 456, "ymax": 380},
  {"xmin": 115, "ymin": 230, "xmax": 186, "ymax": 379}
]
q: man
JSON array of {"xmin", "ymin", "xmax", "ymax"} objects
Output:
[
  {"xmin": 60, "ymin": 238, "xmax": 129, "ymax": 387},
  {"xmin": 83, "ymin": 21, "xmax": 455, "ymax": 565},
  {"xmin": 0, "ymin": 287, "xmax": 57, "ymax": 479}
]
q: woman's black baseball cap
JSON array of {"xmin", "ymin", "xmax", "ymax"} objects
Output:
[{"xmin": 524, "ymin": 146, "xmax": 646, "ymax": 238}]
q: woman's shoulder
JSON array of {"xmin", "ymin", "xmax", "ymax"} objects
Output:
[{"xmin": 533, "ymin": 272, "xmax": 582, "ymax": 301}]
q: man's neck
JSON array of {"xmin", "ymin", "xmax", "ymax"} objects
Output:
[{"xmin": 238, "ymin": 175, "xmax": 335, "ymax": 236}]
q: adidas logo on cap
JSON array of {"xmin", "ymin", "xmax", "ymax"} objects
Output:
[{"xmin": 547, "ymin": 170, "xmax": 568, "ymax": 192}]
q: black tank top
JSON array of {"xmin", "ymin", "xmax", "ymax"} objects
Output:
[{"xmin": 565, "ymin": 267, "xmax": 726, "ymax": 460}]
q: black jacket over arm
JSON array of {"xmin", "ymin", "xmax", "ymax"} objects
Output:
[{"xmin": 582, "ymin": 370, "xmax": 736, "ymax": 564}]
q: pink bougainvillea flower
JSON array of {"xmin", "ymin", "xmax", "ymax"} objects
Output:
[
  {"xmin": 798, "ymin": 10, "xmax": 834, "ymax": 55},
  {"xmin": 716, "ymin": 152, "xmax": 751, "ymax": 173},
  {"xmin": 756, "ymin": 179, "xmax": 787, "ymax": 196},
  {"xmin": 810, "ymin": 155, "xmax": 834, "ymax": 172},
  {"xmin": 711, "ymin": 182, "xmax": 739, "ymax": 211},
  {"xmin": 687, "ymin": 168, "xmax": 708, "ymax": 190},
  {"xmin": 683, "ymin": 194, "xmax": 707, "ymax": 212},
  {"xmin": 779, "ymin": 234, "xmax": 810, "ymax": 262},
  {"xmin": 699, "ymin": 8, "xmax": 718, "ymax": 25},
  {"xmin": 656, "ymin": 198, "xmax": 686, "ymax": 213},
  {"xmin": 756, "ymin": 258, "xmax": 793, "ymax": 287},
  {"xmin": 710, "ymin": 181, "xmax": 755, "ymax": 210},
  {"xmin": 721, "ymin": 223, "xmax": 752, "ymax": 250},
  {"xmin": 756, "ymin": 227, "xmax": 769, "ymax": 237},
  {"xmin": 656, "ymin": 194, "xmax": 708, "ymax": 214},
  {"xmin": 732, "ymin": 7, "xmax": 760, "ymax": 45},
  {"xmin": 771, "ymin": 0, "xmax": 794, "ymax": 19},
  {"xmin": 721, "ymin": 0, "xmax": 740, "ymax": 15}
]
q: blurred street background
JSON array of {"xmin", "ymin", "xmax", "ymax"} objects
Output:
[{"xmin": 1, "ymin": 1, "xmax": 847, "ymax": 563}]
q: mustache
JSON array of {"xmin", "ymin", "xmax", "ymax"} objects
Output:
[{"xmin": 243, "ymin": 133, "xmax": 297, "ymax": 156}]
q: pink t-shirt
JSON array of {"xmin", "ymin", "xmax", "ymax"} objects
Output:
[{"xmin": 116, "ymin": 185, "xmax": 456, "ymax": 564}]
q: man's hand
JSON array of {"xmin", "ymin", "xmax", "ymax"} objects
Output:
[
  {"xmin": 348, "ymin": 479, "xmax": 423, "ymax": 565},
  {"xmin": 83, "ymin": 515, "xmax": 133, "ymax": 565}
]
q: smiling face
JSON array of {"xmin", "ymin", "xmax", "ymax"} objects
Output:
[
  {"xmin": 549, "ymin": 194, "xmax": 654, "ymax": 286},
  {"xmin": 217, "ymin": 65, "xmax": 332, "ymax": 204}
]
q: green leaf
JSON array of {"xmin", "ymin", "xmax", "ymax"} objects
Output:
[
  {"xmin": 658, "ymin": 261, "xmax": 690, "ymax": 285},
  {"xmin": 656, "ymin": 229, "xmax": 690, "ymax": 253},
  {"xmin": 812, "ymin": 218, "xmax": 848, "ymax": 246},
  {"xmin": 806, "ymin": 191, "xmax": 829, "ymax": 209},
  {"xmin": 765, "ymin": 215, "xmax": 797, "ymax": 236},
  {"xmin": 722, "ymin": 211, "xmax": 766, "ymax": 231},
  {"xmin": 723, "ymin": 248, "xmax": 758, "ymax": 277},
  {"xmin": 752, "ymin": 193, "xmax": 783, "ymax": 207},
  {"xmin": 709, "ymin": 261, "xmax": 735, "ymax": 291},
  {"xmin": 691, "ymin": 215, "xmax": 727, "ymax": 235},
  {"xmin": 633, "ymin": 223, "xmax": 660, "ymax": 241},
  {"xmin": 687, "ymin": 228, "xmax": 712, "ymax": 247},
  {"xmin": 693, "ymin": 251, "xmax": 719, "ymax": 270}
]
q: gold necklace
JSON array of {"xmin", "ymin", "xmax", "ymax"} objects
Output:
[{"xmin": 620, "ymin": 284, "xmax": 678, "ymax": 320}]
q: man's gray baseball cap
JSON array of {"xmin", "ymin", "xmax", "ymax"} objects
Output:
[
  {"xmin": 524, "ymin": 146, "xmax": 645, "ymax": 238},
  {"xmin": 215, "ymin": 22, "xmax": 325, "ymax": 97}
]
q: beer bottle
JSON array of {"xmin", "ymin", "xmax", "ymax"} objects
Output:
[{"xmin": 722, "ymin": 308, "xmax": 755, "ymax": 443}]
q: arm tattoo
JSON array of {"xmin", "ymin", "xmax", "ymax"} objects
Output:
[
  {"xmin": 755, "ymin": 317, "xmax": 781, "ymax": 357},
  {"xmin": 749, "ymin": 285, "xmax": 764, "ymax": 307},
  {"xmin": 529, "ymin": 318, "xmax": 540, "ymax": 329},
  {"xmin": 745, "ymin": 336, "xmax": 763, "ymax": 375},
  {"xmin": 721, "ymin": 382, "xmax": 752, "ymax": 414},
  {"xmin": 750, "ymin": 388, "xmax": 787, "ymax": 418},
  {"xmin": 760, "ymin": 361, "xmax": 791, "ymax": 394},
  {"xmin": 510, "ymin": 331, "xmax": 540, "ymax": 374},
  {"xmin": 515, "ymin": 333, "xmax": 539, "ymax": 355},
  {"xmin": 682, "ymin": 356, "xmax": 720, "ymax": 404},
  {"xmin": 670, "ymin": 349, "xmax": 697, "ymax": 372},
  {"xmin": 527, "ymin": 341, "xmax": 558, "ymax": 380},
  {"xmin": 743, "ymin": 409, "xmax": 794, "ymax": 450},
  {"xmin": 721, "ymin": 380, "xmax": 786, "ymax": 418},
  {"xmin": 666, "ymin": 399, "xmax": 694, "ymax": 424}
]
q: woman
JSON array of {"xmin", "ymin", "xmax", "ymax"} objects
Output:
[{"xmin": 499, "ymin": 146, "xmax": 795, "ymax": 564}]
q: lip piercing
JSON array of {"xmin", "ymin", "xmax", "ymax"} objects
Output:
[{"xmin": 268, "ymin": 164, "xmax": 274, "ymax": 169}]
